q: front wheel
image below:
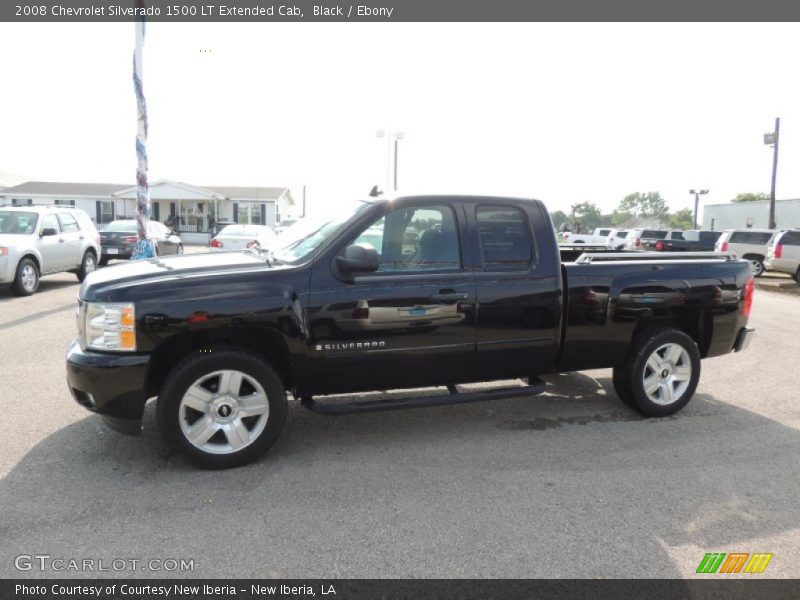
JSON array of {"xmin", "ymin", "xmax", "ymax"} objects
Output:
[
  {"xmin": 12, "ymin": 258, "xmax": 39, "ymax": 296},
  {"xmin": 612, "ymin": 328, "xmax": 701, "ymax": 417},
  {"xmin": 157, "ymin": 349, "xmax": 288, "ymax": 468}
]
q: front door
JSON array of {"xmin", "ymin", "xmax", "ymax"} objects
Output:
[
  {"xmin": 307, "ymin": 201, "xmax": 476, "ymax": 395},
  {"xmin": 36, "ymin": 213, "xmax": 70, "ymax": 272}
]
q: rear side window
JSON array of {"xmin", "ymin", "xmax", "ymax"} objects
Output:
[
  {"xmin": 730, "ymin": 231, "xmax": 775, "ymax": 245},
  {"xmin": 671, "ymin": 231, "xmax": 685, "ymax": 240},
  {"xmin": 476, "ymin": 205, "xmax": 534, "ymax": 270},
  {"xmin": 781, "ymin": 231, "xmax": 800, "ymax": 246},
  {"xmin": 616, "ymin": 231, "xmax": 628, "ymax": 238},
  {"xmin": 598, "ymin": 229, "xmax": 611, "ymax": 237},
  {"xmin": 642, "ymin": 230, "xmax": 668, "ymax": 238},
  {"xmin": 58, "ymin": 213, "xmax": 80, "ymax": 232},
  {"xmin": 700, "ymin": 231, "xmax": 721, "ymax": 242}
]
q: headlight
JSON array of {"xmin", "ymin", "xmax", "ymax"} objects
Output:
[{"xmin": 84, "ymin": 302, "xmax": 136, "ymax": 351}]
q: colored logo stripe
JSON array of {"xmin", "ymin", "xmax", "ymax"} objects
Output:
[
  {"xmin": 696, "ymin": 552, "xmax": 773, "ymax": 574},
  {"xmin": 744, "ymin": 553, "xmax": 773, "ymax": 574},
  {"xmin": 697, "ymin": 553, "xmax": 726, "ymax": 573}
]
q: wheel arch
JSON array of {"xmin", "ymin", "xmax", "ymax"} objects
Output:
[
  {"xmin": 630, "ymin": 308, "xmax": 712, "ymax": 358},
  {"xmin": 145, "ymin": 326, "xmax": 293, "ymax": 399}
]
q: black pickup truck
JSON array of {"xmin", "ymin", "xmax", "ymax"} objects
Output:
[
  {"xmin": 651, "ymin": 230, "xmax": 722, "ymax": 252},
  {"xmin": 66, "ymin": 196, "xmax": 755, "ymax": 468}
]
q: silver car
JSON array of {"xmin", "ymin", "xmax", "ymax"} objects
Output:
[
  {"xmin": 765, "ymin": 229, "xmax": 800, "ymax": 283},
  {"xmin": 0, "ymin": 205, "xmax": 102, "ymax": 296}
]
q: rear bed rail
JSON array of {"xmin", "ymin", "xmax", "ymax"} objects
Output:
[{"xmin": 574, "ymin": 251, "xmax": 739, "ymax": 264}]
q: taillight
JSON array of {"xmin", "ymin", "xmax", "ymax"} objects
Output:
[
  {"xmin": 123, "ymin": 235, "xmax": 138, "ymax": 243},
  {"xmin": 742, "ymin": 277, "xmax": 754, "ymax": 317},
  {"xmin": 655, "ymin": 241, "xmax": 664, "ymax": 251},
  {"xmin": 775, "ymin": 243, "xmax": 783, "ymax": 259},
  {"xmin": 210, "ymin": 238, "xmax": 223, "ymax": 248},
  {"xmin": 720, "ymin": 241, "xmax": 729, "ymax": 252},
  {"xmin": 95, "ymin": 235, "xmax": 102, "ymax": 245},
  {"xmin": 635, "ymin": 237, "xmax": 641, "ymax": 247}
]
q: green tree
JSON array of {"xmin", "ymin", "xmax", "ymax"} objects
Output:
[
  {"xmin": 612, "ymin": 209, "xmax": 633, "ymax": 226},
  {"xmin": 667, "ymin": 208, "xmax": 694, "ymax": 230},
  {"xmin": 732, "ymin": 192, "xmax": 770, "ymax": 203},
  {"xmin": 570, "ymin": 202, "xmax": 603, "ymax": 232},
  {"xmin": 618, "ymin": 192, "xmax": 669, "ymax": 221},
  {"xmin": 549, "ymin": 210, "xmax": 568, "ymax": 231}
]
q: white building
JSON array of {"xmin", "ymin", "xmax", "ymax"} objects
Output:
[
  {"xmin": 702, "ymin": 198, "xmax": 800, "ymax": 231},
  {"xmin": 0, "ymin": 179, "xmax": 295, "ymax": 243}
]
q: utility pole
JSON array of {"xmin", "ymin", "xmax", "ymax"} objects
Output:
[
  {"xmin": 689, "ymin": 189, "xmax": 708, "ymax": 230},
  {"xmin": 764, "ymin": 117, "xmax": 780, "ymax": 229}
]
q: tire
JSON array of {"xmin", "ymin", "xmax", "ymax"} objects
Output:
[
  {"xmin": 76, "ymin": 251, "xmax": 97, "ymax": 282},
  {"xmin": 743, "ymin": 255, "xmax": 764, "ymax": 278},
  {"xmin": 11, "ymin": 258, "xmax": 39, "ymax": 296},
  {"xmin": 612, "ymin": 328, "xmax": 701, "ymax": 417},
  {"xmin": 98, "ymin": 257, "xmax": 110, "ymax": 267},
  {"xmin": 795, "ymin": 267, "xmax": 800, "ymax": 284},
  {"xmin": 157, "ymin": 349, "xmax": 288, "ymax": 469},
  {"xmin": 177, "ymin": 244, "xmax": 184, "ymax": 255}
]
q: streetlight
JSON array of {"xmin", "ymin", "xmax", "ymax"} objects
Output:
[
  {"xmin": 764, "ymin": 117, "xmax": 780, "ymax": 229},
  {"xmin": 689, "ymin": 189, "xmax": 708, "ymax": 230},
  {"xmin": 377, "ymin": 130, "xmax": 404, "ymax": 192}
]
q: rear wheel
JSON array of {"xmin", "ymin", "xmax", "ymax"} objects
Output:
[
  {"xmin": 612, "ymin": 328, "xmax": 700, "ymax": 417},
  {"xmin": 743, "ymin": 255, "xmax": 764, "ymax": 278},
  {"xmin": 76, "ymin": 251, "xmax": 97, "ymax": 282},
  {"xmin": 12, "ymin": 258, "xmax": 39, "ymax": 296},
  {"xmin": 177, "ymin": 244, "xmax": 184, "ymax": 254},
  {"xmin": 157, "ymin": 349, "xmax": 288, "ymax": 469}
]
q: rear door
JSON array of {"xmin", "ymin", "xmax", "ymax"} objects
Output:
[
  {"xmin": 57, "ymin": 212, "xmax": 83, "ymax": 268},
  {"xmin": 470, "ymin": 202, "xmax": 561, "ymax": 379},
  {"xmin": 307, "ymin": 200, "xmax": 476, "ymax": 394}
]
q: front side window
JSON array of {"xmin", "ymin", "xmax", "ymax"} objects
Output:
[
  {"xmin": 40, "ymin": 214, "xmax": 60, "ymax": 233},
  {"xmin": 58, "ymin": 213, "xmax": 80, "ymax": 232},
  {"xmin": 352, "ymin": 204, "xmax": 461, "ymax": 272},
  {"xmin": 782, "ymin": 231, "xmax": 800, "ymax": 246},
  {"xmin": 476, "ymin": 205, "xmax": 533, "ymax": 270}
]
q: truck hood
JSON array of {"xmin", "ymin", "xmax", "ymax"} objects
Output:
[{"xmin": 80, "ymin": 250, "xmax": 286, "ymax": 301}]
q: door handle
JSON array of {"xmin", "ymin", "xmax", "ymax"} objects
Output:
[{"xmin": 430, "ymin": 290, "xmax": 468, "ymax": 301}]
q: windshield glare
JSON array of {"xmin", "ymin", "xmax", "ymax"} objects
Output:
[
  {"xmin": 273, "ymin": 201, "xmax": 371, "ymax": 263},
  {"xmin": 0, "ymin": 211, "xmax": 38, "ymax": 235}
]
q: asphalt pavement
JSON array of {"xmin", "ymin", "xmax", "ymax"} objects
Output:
[{"xmin": 1, "ymin": 260, "xmax": 798, "ymax": 578}]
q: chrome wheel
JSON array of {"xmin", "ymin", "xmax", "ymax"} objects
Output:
[
  {"xmin": 642, "ymin": 343, "xmax": 692, "ymax": 406},
  {"xmin": 749, "ymin": 258, "xmax": 763, "ymax": 276},
  {"xmin": 21, "ymin": 264, "xmax": 37, "ymax": 292},
  {"xmin": 84, "ymin": 254, "xmax": 96, "ymax": 274},
  {"xmin": 179, "ymin": 370, "xmax": 270, "ymax": 455}
]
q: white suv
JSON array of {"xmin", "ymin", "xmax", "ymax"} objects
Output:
[
  {"xmin": 715, "ymin": 228, "xmax": 783, "ymax": 277},
  {"xmin": 0, "ymin": 205, "xmax": 102, "ymax": 296},
  {"xmin": 765, "ymin": 230, "xmax": 800, "ymax": 282}
]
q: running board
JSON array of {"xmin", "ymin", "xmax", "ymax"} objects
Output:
[{"xmin": 301, "ymin": 378, "xmax": 547, "ymax": 416}]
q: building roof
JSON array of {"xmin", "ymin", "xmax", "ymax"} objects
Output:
[
  {"xmin": 203, "ymin": 185, "xmax": 290, "ymax": 201},
  {"xmin": 0, "ymin": 181, "xmax": 129, "ymax": 196},
  {"xmin": 0, "ymin": 180, "xmax": 294, "ymax": 204}
]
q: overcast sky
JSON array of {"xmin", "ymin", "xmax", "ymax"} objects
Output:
[{"xmin": 1, "ymin": 22, "xmax": 799, "ymax": 217}]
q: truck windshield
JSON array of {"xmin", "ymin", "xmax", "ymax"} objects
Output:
[
  {"xmin": 272, "ymin": 200, "xmax": 372, "ymax": 264},
  {"xmin": 0, "ymin": 211, "xmax": 38, "ymax": 235}
]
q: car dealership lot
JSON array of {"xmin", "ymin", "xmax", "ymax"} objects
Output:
[{"xmin": 0, "ymin": 267, "xmax": 798, "ymax": 578}]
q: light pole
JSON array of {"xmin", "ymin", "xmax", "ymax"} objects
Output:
[
  {"xmin": 764, "ymin": 117, "xmax": 780, "ymax": 229},
  {"xmin": 376, "ymin": 130, "xmax": 404, "ymax": 192},
  {"xmin": 689, "ymin": 189, "xmax": 708, "ymax": 230}
]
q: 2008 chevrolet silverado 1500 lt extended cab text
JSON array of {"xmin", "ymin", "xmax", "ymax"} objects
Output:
[{"xmin": 66, "ymin": 196, "xmax": 755, "ymax": 468}]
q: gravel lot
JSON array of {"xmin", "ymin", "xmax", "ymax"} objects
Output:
[{"xmin": 1, "ymin": 257, "xmax": 798, "ymax": 579}]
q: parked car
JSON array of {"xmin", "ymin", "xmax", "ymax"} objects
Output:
[
  {"xmin": 715, "ymin": 228, "xmax": 784, "ymax": 277},
  {"xmin": 274, "ymin": 219, "xmax": 298, "ymax": 236},
  {"xmin": 99, "ymin": 220, "xmax": 183, "ymax": 265},
  {"xmin": 765, "ymin": 229, "xmax": 800, "ymax": 282},
  {"xmin": 625, "ymin": 228, "xmax": 672, "ymax": 250},
  {"xmin": 0, "ymin": 205, "xmax": 101, "ymax": 295},
  {"xmin": 209, "ymin": 224, "xmax": 275, "ymax": 252},
  {"xmin": 211, "ymin": 220, "xmax": 235, "ymax": 237},
  {"xmin": 565, "ymin": 227, "xmax": 614, "ymax": 245},
  {"xmin": 606, "ymin": 229, "xmax": 628, "ymax": 250},
  {"xmin": 66, "ymin": 195, "xmax": 755, "ymax": 468},
  {"xmin": 651, "ymin": 230, "xmax": 721, "ymax": 253}
]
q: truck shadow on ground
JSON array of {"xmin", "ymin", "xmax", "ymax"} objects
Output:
[{"xmin": 2, "ymin": 371, "xmax": 798, "ymax": 578}]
